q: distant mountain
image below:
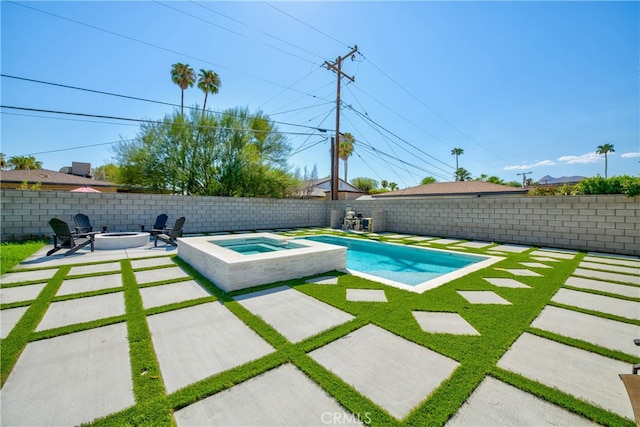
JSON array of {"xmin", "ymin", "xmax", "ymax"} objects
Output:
[{"xmin": 537, "ymin": 175, "xmax": 586, "ymax": 185}]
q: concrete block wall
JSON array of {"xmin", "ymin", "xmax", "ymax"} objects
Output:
[
  {"xmin": 331, "ymin": 194, "xmax": 640, "ymax": 256},
  {"xmin": 0, "ymin": 190, "xmax": 327, "ymax": 241},
  {"xmin": 2, "ymin": 189, "xmax": 638, "ymax": 256}
]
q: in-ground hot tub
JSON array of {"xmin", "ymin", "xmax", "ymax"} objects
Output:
[
  {"xmin": 177, "ymin": 233, "xmax": 346, "ymax": 292},
  {"xmin": 94, "ymin": 232, "xmax": 150, "ymax": 250}
]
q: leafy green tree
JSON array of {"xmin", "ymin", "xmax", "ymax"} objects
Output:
[
  {"xmin": 451, "ymin": 147, "xmax": 464, "ymax": 170},
  {"xmin": 197, "ymin": 69, "xmax": 221, "ymax": 120},
  {"xmin": 171, "ymin": 63, "xmax": 196, "ymax": 116},
  {"xmin": 505, "ymin": 181, "xmax": 523, "ymax": 187},
  {"xmin": 351, "ymin": 177, "xmax": 378, "ymax": 193},
  {"xmin": 421, "ymin": 176, "xmax": 437, "ymax": 185},
  {"xmin": 92, "ymin": 163, "xmax": 121, "ymax": 183},
  {"xmin": 7, "ymin": 155, "xmax": 42, "ymax": 170},
  {"xmin": 338, "ymin": 132, "xmax": 355, "ymax": 182},
  {"xmin": 596, "ymin": 143, "xmax": 615, "ymax": 178},
  {"xmin": 487, "ymin": 176, "xmax": 504, "ymax": 184},
  {"xmin": 454, "ymin": 167, "xmax": 471, "ymax": 181}
]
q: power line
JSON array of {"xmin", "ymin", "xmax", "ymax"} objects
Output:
[{"xmin": 13, "ymin": 138, "xmax": 138, "ymax": 157}]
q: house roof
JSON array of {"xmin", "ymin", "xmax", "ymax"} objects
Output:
[
  {"xmin": 0, "ymin": 169, "xmax": 115, "ymax": 188},
  {"xmin": 372, "ymin": 181, "xmax": 528, "ymax": 198}
]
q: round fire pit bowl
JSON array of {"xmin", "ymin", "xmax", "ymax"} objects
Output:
[{"xmin": 94, "ymin": 232, "xmax": 150, "ymax": 250}]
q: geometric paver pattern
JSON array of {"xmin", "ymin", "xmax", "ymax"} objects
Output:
[
  {"xmin": 234, "ymin": 286, "xmax": 354, "ymax": 343},
  {"xmin": 309, "ymin": 324, "xmax": 459, "ymax": 420},
  {"xmin": 139, "ymin": 280, "xmax": 211, "ymax": 309},
  {"xmin": 579, "ymin": 261, "xmax": 639, "ymax": 275},
  {"xmin": 483, "ymin": 278, "xmax": 530, "ymax": 288},
  {"xmin": 346, "ymin": 288, "xmax": 387, "ymax": 302},
  {"xmin": 572, "ymin": 268, "xmax": 640, "ymax": 285},
  {"xmin": 413, "ymin": 311, "xmax": 479, "ymax": 335},
  {"xmin": 494, "ymin": 268, "xmax": 542, "ymax": 277},
  {"xmin": 174, "ymin": 364, "xmax": 363, "ymax": 426},
  {"xmin": 565, "ymin": 276, "xmax": 640, "ymax": 298},
  {"xmin": 490, "ymin": 244, "xmax": 530, "ymax": 253},
  {"xmin": 0, "ymin": 323, "xmax": 134, "ymax": 426},
  {"xmin": 35, "ymin": 292, "xmax": 125, "ymax": 331},
  {"xmin": 497, "ymin": 333, "xmax": 634, "ymax": 420},
  {"xmin": 68, "ymin": 262, "xmax": 121, "ymax": 276},
  {"xmin": 551, "ymin": 288, "xmax": 640, "ymax": 320},
  {"xmin": 457, "ymin": 291, "xmax": 511, "ymax": 305},
  {"xmin": 134, "ymin": 266, "xmax": 191, "ymax": 285},
  {"xmin": 531, "ymin": 306, "xmax": 640, "ymax": 356},
  {"xmin": 130, "ymin": 257, "xmax": 175, "ymax": 269},
  {"xmin": 0, "ymin": 283, "xmax": 46, "ymax": 304},
  {"xmin": 446, "ymin": 376, "xmax": 598, "ymax": 426},
  {"xmin": 146, "ymin": 302, "xmax": 274, "ymax": 394},
  {"xmin": 1, "ymin": 306, "xmax": 29, "ymax": 338},
  {"xmin": 56, "ymin": 274, "xmax": 123, "ymax": 296},
  {"xmin": 0, "ymin": 269, "xmax": 58, "ymax": 284}
]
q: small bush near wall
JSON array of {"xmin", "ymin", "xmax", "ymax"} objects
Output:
[{"xmin": 528, "ymin": 175, "xmax": 640, "ymax": 197}]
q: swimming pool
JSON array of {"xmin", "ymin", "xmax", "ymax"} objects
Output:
[{"xmin": 301, "ymin": 235, "xmax": 503, "ymax": 293}]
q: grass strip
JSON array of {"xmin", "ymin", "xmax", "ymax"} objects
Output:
[{"xmin": 0, "ymin": 240, "xmax": 47, "ymax": 274}]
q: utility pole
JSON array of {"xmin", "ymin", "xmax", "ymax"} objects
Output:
[
  {"xmin": 517, "ymin": 171, "xmax": 532, "ymax": 187},
  {"xmin": 325, "ymin": 45, "xmax": 358, "ymax": 200}
]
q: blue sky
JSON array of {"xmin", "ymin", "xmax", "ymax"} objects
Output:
[{"xmin": 2, "ymin": 1, "xmax": 638, "ymax": 187}]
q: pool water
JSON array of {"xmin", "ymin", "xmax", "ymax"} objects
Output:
[
  {"xmin": 212, "ymin": 237, "xmax": 306, "ymax": 255},
  {"xmin": 302, "ymin": 235, "xmax": 487, "ymax": 287}
]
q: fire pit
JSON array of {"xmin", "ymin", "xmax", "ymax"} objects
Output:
[{"xmin": 94, "ymin": 232, "xmax": 150, "ymax": 250}]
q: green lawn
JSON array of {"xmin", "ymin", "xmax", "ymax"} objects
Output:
[{"xmin": 0, "ymin": 231, "xmax": 636, "ymax": 427}]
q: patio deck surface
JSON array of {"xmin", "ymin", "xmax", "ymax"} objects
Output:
[{"xmin": 0, "ymin": 230, "xmax": 638, "ymax": 426}]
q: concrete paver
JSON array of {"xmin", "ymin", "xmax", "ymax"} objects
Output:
[
  {"xmin": 147, "ymin": 302, "xmax": 274, "ymax": 393},
  {"xmin": 583, "ymin": 255, "xmax": 640, "ymax": 268},
  {"xmin": 446, "ymin": 376, "xmax": 597, "ymax": 426},
  {"xmin": 497, "ymin": 333, "xmax": 634, "ymax": 420},
  {"xmin": 1, "ymin": 306, "xmax": 28, "ymax": 338},
  {"xmin": 483, "ymin": 278, "xmax": 530, "ymax": 288},
  {"xmin": 413, "ymin": 312, "xmax": 479, "ymax": 335},
  {"xmin": 457, "ymin": 291, "xmax": 511, "ymax": 305},
  {"xmin": 551, "ymin": 288, "xmax": 640, "ymax": 320},
  {"xmin": 0, "ymin": 283, "xmax": 46, "ymax": 304},
  {"xmin": 0, "ymin": 268, "xmax": 57, "ymax": 284},
  {"xmin": 346, "ymin": 289, "xmax": 387, "ymax": 302},
  {"xmin": 565, "ymin": 276, "xmax": 640, "ymax": 298},
  {"xmin": 134, "ymin": 266, "xmax": 191, "ymax": 285},
  {"xmin": 130, "ymin": 257, "xmax": 175, "ymax": 269},
  {"xmin": 235, "ymin": 286, "xmax": 354, "ymax": 343},
  {"xmin": 531, "ymin": 306, "xmax": 640, "ymax": 356},
  {"xmin": 305, "ymin": 276, "xmax": 339, "ymax": 285},
  {"xmin": 572, "ymin": 268, "xmax": 640, "ymax": 285},
  {"xmin": 530, "ymin": 250, "xmax": 575, "ymax": 259},
  {"xmin": 530, "ymin": 256, "xmax": 560, "ymax": 262},
  {"xmin": 139, "ymin": 280, "xmax": 211, "ymax": 309},
  {"xmin": 495, "ymin": 268, "xmax": 542, "ymax": 277},
  {"xmin": 68, "ymin": 262, "xmax": 121, "ymax": 276},
  {"xmin": 36, "ymin": 292, "xmax": 125, "ymax": 331},
  {"xmin": 0, "ymin": 323, "xmax": 134, "ymax": 426},
  {"xmin": 57, "ymin": 274, "xmax": 123, "ymax": 296},
  {"xmin": 405, "ymin": 236, "xmax": 437, "ymax": 241},
  {"xmin": 455, "ymin": 241, "xmax": 493, "ymax": 249},
  {"xmin": 490, "ymin": 244, "xmax": 530, "ymax": 253},
  {"xmin": 174, "ymin": 364, "xmax": 363, "ymax": 426},
  {"xmin": 430, "ymin": 238, "xmax": 464, "ymax": 245},
  {"xmin": 518, "ymin": 262, "xmax": 552, "ymax": 269},
  {"xmin": 309, "ymin": 324, "xmax": 459, "ymax": 420},
  {"xmin": 579, "ymin": 261, "xmax": 640, "ymax": 276}
]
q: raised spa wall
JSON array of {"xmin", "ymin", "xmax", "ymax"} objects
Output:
[{"xmin": 177, "ymin": 233, "xmax": 346, "ymax": 292}]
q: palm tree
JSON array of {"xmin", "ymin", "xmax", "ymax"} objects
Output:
[
  {"xmin": 389, "ymin": 182, "xmax": 398, "ymax": 191},
  {"xmin": 454, "ymin": 167, "xmax": 472, "ymax": 181},
  {"xmin": 197, "ymin": 69, "xmax": 221, "ymax": 120},
  {"xmin": 451, "ymin": 147, "xmax": 464, "ymax": 171},
  {"xmin": 7, "ymin": 155, "xmax": 42, "ymax": 170},
  {"xmin": 338, "ymin": 132, "xmax": 355, "ymax": 182},
  {"xmin": 170, "ymin": 63, "xmax": 196, "ymax": 116},
  {"xmin": 595, "ymin": 143, "xmax": 615, "ymax": 178}
]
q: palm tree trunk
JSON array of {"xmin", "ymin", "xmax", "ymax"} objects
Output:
[
  {"xmin": 344, "ymin": 160, "xmax": 348, "ymax": 182},
  {"xmin": 181, "ymin": 90, "xmax": 185, "ymax": 116},
  {"xmin": 202, "ymin": 92, "xmax": 209, "ymax": 121},
  {"xmin": 605, "ymin": 154, "xmax": 608, "ymax": 178}
]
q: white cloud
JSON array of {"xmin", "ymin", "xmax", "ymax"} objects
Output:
[
  {"xmin": 557, "ymin": 152, "xmax": 602, "ymax": 164},
  {"xmin": 622, "ymin": 152, "xmax": 640, "ymax": 158},
  {"xmin": 504, "ymin": 160, "xmax": 555, "ymax": 171}
]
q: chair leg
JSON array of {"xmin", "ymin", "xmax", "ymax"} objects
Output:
[{"xmin": 46, "ymin": 235, "xmax": 61, "ymax": 256}]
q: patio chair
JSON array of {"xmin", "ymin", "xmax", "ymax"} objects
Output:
[
  {"xmin": 154, "ymin": 216, "xmax": 185, "ymax": 247},
  {"xmin": 74, "ymin": 213, "xmax": 106, "ymax": 235},
  {"xmin": 47, "ymin": 218, "xmax": 98, "ymax": 256},
  {"xmin": 141, "ymin": 213, "xmax": 168, "ymax": 235},
  {"xmin": 620, "ymin": 338, "xmax": 640, "ymax": 426}
]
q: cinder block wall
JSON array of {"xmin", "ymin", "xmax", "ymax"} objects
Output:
[
  {"xmin": 0, "ymin": 190, "xmax": 328, "ymax": 241},
  {"xmin": 331, "ymin": 194, "xmax": 640, "ymax": 256},
  {"xmin": 2, "ymin": 190, "xmax": 638, "ymax": 256}
]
